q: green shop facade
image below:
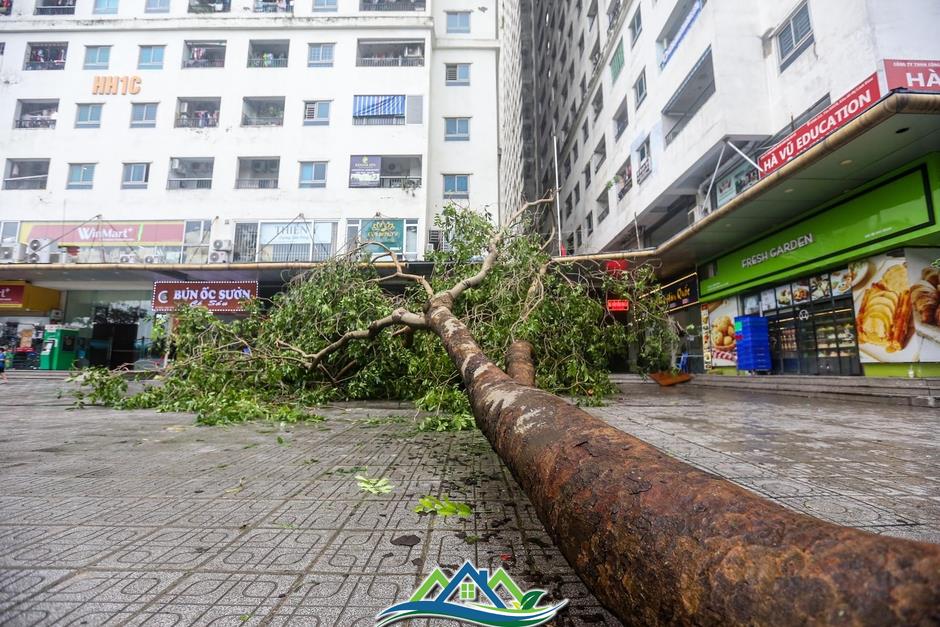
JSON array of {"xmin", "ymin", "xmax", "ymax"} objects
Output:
[{"xmin": 698, "ymin": 154, "xmax": 940, "ymax": 378}]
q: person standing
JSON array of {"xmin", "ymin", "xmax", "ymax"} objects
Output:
[{"xmin": 0, "ymin": 346, "xmax": 8, "ymax": 383}]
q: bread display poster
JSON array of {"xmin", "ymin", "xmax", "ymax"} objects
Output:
[
  {"xmin": 852, "ymin": 248, "xmax": 940, "ymax": 364},
  {"xmin": 706, "ymin": 297, "xmax": 739, "ymax": 367}
]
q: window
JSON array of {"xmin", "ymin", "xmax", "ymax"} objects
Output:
[
  {"xmin": 83, "ymin": 46, "xmax": 110, "ymax": 70},
  {"xmin": 303, "ymin": 100, "xmax": 330, "ymax": 125},
  {"xmin": 67, "ymin": 163, "xmax": 95, "ymax": 190},
  {"xmin": 353, "ymin": 95, "xmax": 409, "ymax": 125},
  {"xmin": 24, "ymin": 43, "xmax": 68, "ymax": 71},
  {"xmin": 3, "ymin": 160, "xmax": 49, "ymax": 190},
  {"xmin": 76, "ymin": 103, "xmax": 103, "ymax": 128},
  {"xmin": 183, "ymin": 41, "xmax": 227, "ymax": 68},
  {"xmin": 446, "ymin": 11, "xmax": 471, "ymax": 33},
  {"xmin": 564, "ymin": 194, "xmax": 572, "ymax": 218},
  {"xmin": 299, "ymin": 161, "xmax": 327, "ymax": 188},
  {"xmin": 633, "ymin": 69, "xmax": 647, "ymax": 107},
  {"xmin": 637, "ymin": 136, "xmax": 652, "ymax": 183},
  {"xmin": 312, "ymin": 0, "xmax": 335, "ymax": 10},
  {"xmin": 586, "ymin": 212, "xmax": 593, "ymax": 236},
  {"xmin": 584, "ymin": 164, "xmax": 591, "ymax": 188},
  {"xmin": 145, "ymin": 0, "xmax": 169, "ymax": 12},
  {"xmin": 628, "ymin": 7, "xmax": 642, "ymax": 45},
  {"xmin": 122, "ymin": 163, "xmax": 150, "ymax": 189},
  {"xmin": 573, "ymin": 182, "xmax": 580, "ymax": 203},
  {"xmin": 777, "ymin": 2, "xmax": 813, "ymax": 71},
  {"xmin": 131, "ymin": 103, "xmax": 158, "ymax": 128},
  {"xmin": 93, "ymin": 0, "xmax": 118, "ymax": 13},
  {"xmin": 576, "ymin": 226, "xmax": 582, "ymax": 248},
  {"xmin": 308, "ymin": 43, "xmax": 334, "ymax": 67},
  {"xmin": 443, "ymin": 174, "xmax": 469, "ymax": 199},
  {"xmin": 138, "ymin": 45, "xmax": 165, "ymax": 69},
  {"xmin": 444, "ymin": 117, "xmax": 470, "ymax": 141},
  {"xmin": 445, "ymin": 63, "xmax": 470, "ymax": 85},
  {"xmin": 610, "ymin": 39, "xmax": 624, "ymax": 81}
]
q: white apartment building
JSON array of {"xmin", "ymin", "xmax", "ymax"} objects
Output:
[
  {"xmin": 0, "ymin": 0, "xmax": 526, "ymax": 366},
  {"xmin": 532, "ymin": 0, "xmax": 940, "ymax": 255}
]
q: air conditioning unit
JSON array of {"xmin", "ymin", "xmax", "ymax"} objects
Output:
[
  {"xmin": 209, "ymin": 250, "xmax": 230, "ymax": 263},
  {"xmin": 170, "ymin": 158, "xmax": 181, "ymax": 170},
  {"xmin": 688, "ymin": 209, "xmax": 697, "ymax": 226},
  {"xmin": 144, "ymin": 254, "xmax": 165, "ymax": 264},
  {"xmin": 427, "ymin": 229, "xmax": 442, "ymax": 251},
  {"xmin": 212, "ymin": 239, "xmax": 232, "ymax": 251},
  {"xmin": 27, "ymin": 248, "xmax": 51, "ymax": 263},
  {"xmin": 60, "ymin": 253, "xmax": 76, "ymax": 264},
  {"xmin": 119, "ymin": 254, "xmax": 139, "ymax": 264},
  {"xmin": 28, "ymin": 237, "xmax": 51, "ymax": 252},
  {"xmin": 425, "ymin": 243, "xmax": 435, "ymax": 254},
  {"xmin": 178, "ymin": 102, "xmax": 189, "ymax": 113},
  {"xmin": 0, "ymin": 245, "xmax": 17, "ymax": 263}
]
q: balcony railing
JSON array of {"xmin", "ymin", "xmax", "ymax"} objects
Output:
[
  {"xmin": 35, "ymin": 4, "xmax": 75, "ymax": 14},
  {"xmin": 183, "ymin": 57, "xmax": 225, "ymax": 69},
  {"xmin": 247, "ymin": 56, "xmax": 288, "ymax": 68},
  {"xmin": 357, "ymin": 56, "xmax": 424, "ymax": 67},
  {"xmin": 352, "ymin": 115, "xmax": 405, "ymax": 126},
  {"xmin": 253, "ymin": 0, "xmax": 292, "ymax": 11},
  {"xmin": 235, "ymin": 178, "xmax": 278, "ymax": 189},
  {"xmin": 3, "ymin": 176, "xmax": 48, "ymax": 190},
  {"xmin": 636, "ymin": 159, "xmax": 652, "ymax": 183},
  {"xmin": 379, "ymin": 176, "xmax": 421, "ymax": 188},
  {"xmin": 188, "ymin": 0, "xmax": 230, "ymax": 12},
  {"xmin": 24, "ymin": 60, "xmax": 66, "ymax": 70},
  {"xmin": 242, "ymin": 115, "xmax": 283, "ymax": 126},
  {"xmin": 359, "ymin": 0, "xmax": 426, "ymax": 10},
  {"xmin": 167, "ymin": 178, "xmax": 212, "ymax": 190},
  {"xmin": 15, "ymin": 118, "xmax": 57, "ymax": 129},
  {"xmin": 617, "ymin": 178, "xmax": 633, "ymax": 200},
  {"xmin": 175, "ymin": 115, "xmax": 219, "ymax": 128}
]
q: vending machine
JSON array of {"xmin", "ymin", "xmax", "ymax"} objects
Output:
[{"xmin": 39, "ymin": 328, "xmax": 79, "ymax": 370}]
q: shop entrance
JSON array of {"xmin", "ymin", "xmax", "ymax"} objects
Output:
[{"xmin": 744, "ymin": 269, "xmax": 862, "ymax": 376}]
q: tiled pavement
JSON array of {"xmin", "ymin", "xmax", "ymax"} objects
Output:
[
  {"xmin": 588, "ymin": 383, "xmax": 940, "ymax": 544},
  {"xmin": 2, "ymin": 379, "xmax": 939, "ymax": 626},
  {"xmin": 0, "ymin": 381, "xmax": 619, "ymax": 626}
]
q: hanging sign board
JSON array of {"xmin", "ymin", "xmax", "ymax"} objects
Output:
[
  {"xmin": 606, "ymin": 299, "xmax": 630, "ymax": 312},
  {"xmin": 884, "ymin": 59, "xmax": 940, "ymax": 93},
  {"xmin": 152, "ymin": 281, "xmax": 258, "ymax": 313}
]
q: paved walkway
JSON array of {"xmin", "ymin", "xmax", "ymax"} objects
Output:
[
  {"xmin": 0, "ymin": 381, "xmax": 619, "ymax": 626},
  {"xmin": 589, "ymin": 383, "xmax": 940, "ymax": 544}
]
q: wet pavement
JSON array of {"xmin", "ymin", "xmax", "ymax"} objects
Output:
[
  {"xmin": 2, "ymin": 379, "xmax": 939, "ymax": 626},
  {"xmin": 0, "ymin": 380, "xmax": 619, "ymax": 626},
  {"xmin": 589, "ymin": 383, "xmax": 940, "ymax": 544}
]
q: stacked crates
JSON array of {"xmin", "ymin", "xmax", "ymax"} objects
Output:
[{"xmin": 734, "ymin": 315, "xmax": 771, "ymax": 372}]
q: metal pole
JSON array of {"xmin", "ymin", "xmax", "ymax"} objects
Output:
[{"xmin": 552, "ymin": 130, "xmax": 563, "ymax": 255}]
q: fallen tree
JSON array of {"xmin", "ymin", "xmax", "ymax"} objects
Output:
[{"xmin": 76, "ymin": 200, "xmax": 940, "ymax": 624}]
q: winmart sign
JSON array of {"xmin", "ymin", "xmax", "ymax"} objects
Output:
[{"xmin": 759, "ymin": 73, "xmax": 880, "ymax": 177}]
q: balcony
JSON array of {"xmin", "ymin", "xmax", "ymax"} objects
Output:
[
  {"xmin": 0, "ymin": 0, "xmax": 11, "ymax": 15},
  {"xmin": 34, "ymin": 0, "xmax": 75, "ymax": 14},
  {"xmin": 662, "ymin": 47, "xmax": 715, "ymax": 145},
  {"xmin": 359, "ymin": 0, "xmax": 425, "ymax": 10},
  {"xmin": 348, "ymin": 155, "xmax": 421, "ymax": 189},
  {"xmin": 15, "ymin": 100, "xmax": 58, "ymax": 129},
  {"xmin": 356, "ymin": 40, "xmax": 424, "ymax": 67},
  {"xmin": 658, "ymin": 0, "xmax": 703, "ymax": 70},
  {"xmin": 236, "ymin": 158, "xmax": 279, "ymax": 189},
  {"xmin": 253, "ymin": 0, "xmax": 291, "ymax": 11},
  {"xmin": 242, "ymin": 97, "xmax": 284, "ymax": 127},
  {"xmin": 175, "ymin": 98, "xmax": 220, "ymax": 128},
  {"xmin": 636, "ymin": 158, "xmax": 652, "ymax": 184},
  {"xmin": 247, "ymin": 40, "xmax": 289, "ymax": 68},
  {"xmin": 3, "ymin": 159, "xmax": 49, "ymax": 190},
  {"xmin": 167, "ymin": 158, "xmax": 214, "ymax": 190},
  {"xmin": 183, "ymin": 41, "xmax": 226, "ymax": 68},
  {"xmin": 188, "ymin": 0, "xmax": 230, "ymax": 12},
  {"xmin": 352, "ymin": 95, "xmax": 406, "ymax": 126},
  {"xmin": 24, "ymin": 43, "xmax": 67, "ymax": 71}
]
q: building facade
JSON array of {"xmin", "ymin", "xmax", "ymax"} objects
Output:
[
  {"xmin": 530, "ymin": 0, "xmax": 940, "ymax": 377},
  {"xmin": 0, "ymin": 0, "xmax": 522, "ymax": 367}
]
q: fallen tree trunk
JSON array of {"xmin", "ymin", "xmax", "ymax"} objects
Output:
[
  {"xmin": 506, "ymin": 340, "xmax": 536, "ymax": 386},
  {"xmin": 429, "ymin": 303, "xmax": 940, "ymax": 626}
]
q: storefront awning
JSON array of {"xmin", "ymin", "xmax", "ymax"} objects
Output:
[{"xmin": 353, "ymin": 95, "xmax": 405, "ymax": 117}]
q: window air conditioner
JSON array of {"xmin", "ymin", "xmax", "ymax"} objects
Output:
[
  {"xmin": 687, "ymin": 209, "xmax": 697, "ymax": 226},
  {"xmin": 27, "ymin": 248, "xmax": 51, "ymax": 263},
  {"xmin": 209, "ymin": 250, "xmax": 230, "ymax": 263},
  {"xmin": 170, "ymin": 158, "xmax": 181, "ymax": 170},
  {"xmin": 212, "ymin": 239, "xmax": 232, "ymax": 251}
]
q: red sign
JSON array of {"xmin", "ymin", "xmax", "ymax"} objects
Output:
[
  {"xmin": 21, "ymin": 221, "xmax": 186, "ymax": 247},
  {"xmin": 605, "ymin": 259, "xmax": 630, "ymax": 275},
  {"xmin": 759, "ymin": 73, "xmax": 881, "ymax": 177},
  {"xmin": 606, "ymin": 299, "xmax": 630, "ymax": 312},
  {"xmin": 0, "ymin": 284, "xmax": 25, "ymax": 306},
  {"xmin": 884, "ymin": 59, "xmax": 940, "ymax": 93},
  {"xmin": 152, "ymin": 281, "xmax": 258, "ymax": 313}
]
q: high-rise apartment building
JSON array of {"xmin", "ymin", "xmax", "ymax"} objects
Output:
[
  {"xmin": 530, "ymin": 0, "xmax": 940, "ymax": 378},
  {"xmin": 0, "ymin": 0, "xmax": 525, "ymax": 364}
]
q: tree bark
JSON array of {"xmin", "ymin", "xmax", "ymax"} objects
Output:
[
  {"xmin": 506, "ymin": 340, "xmax": 536, "ymax": 387},
  {"xmin": 427, "ymin": 303, "xmax": 940, "ymax": 626}
]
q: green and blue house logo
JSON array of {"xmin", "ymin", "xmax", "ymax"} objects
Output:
[{"xmin": 376, "ymin": 561, "xmax": 568, "ymax": 627}]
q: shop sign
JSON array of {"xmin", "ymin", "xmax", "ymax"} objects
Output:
[
  {"xmin": 152, "ymin": 281, "xmax": 258, "ymax": 313},
  {"xmin": 0, "ymin": 284, "xmax": 25, "ymax": 306},
  {"xmin": 259, "ymin": 222, "xmax": 313, "ymax": 245},
  {"xmin": 361, "ymin": 219, "xmax": 405, "ymax": 253},
  {"xmin": 700, "ymin": 165, "xmax": 932, "ymax": 297},
  {"xmin": 884, "ymin": 59, "xmax": 940, "ymax": 93},
  {"xmin": 19, "ymin": 221, "xmax": 186, "ymax": 247},
  {"xmin": 662, "ymin": 274, "xmax": 699, "ymax": 311},
  {"xmin": 92, "ymin": 75, "xmax": 142, "ymax": 95},
  {"xmin": 715, "ymin": 161, "xmax": 759, "ymax": 208},
  {"xmin": 758, "ymin": 73, "xmax": 881, "ymax": 177},
  {"xmin": 606, "ymin": 299, "xmax": 630, "ymax": 312},
  {"xmin": 349, "ymin": 156, "xmax": 382, "ymax": 188}
]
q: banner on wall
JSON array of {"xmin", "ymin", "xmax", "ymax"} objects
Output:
[
  {"xmin": 349, "ymin": 156, "xmax": 382, "ymax": 188},
  {"xmin": 360, "ymin": 219, "xmax": 405, "ymax": 254},
  {"xmin": 702, "ymin": 297, "xmax": 739, "ymax": 368},
  {"xmin": 19, "ymin": 221, "xmax": 186, "ymax": 247},
  {"xmin": 852, "ymin": 248, "xmax": 940, "ymax": 364}
]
